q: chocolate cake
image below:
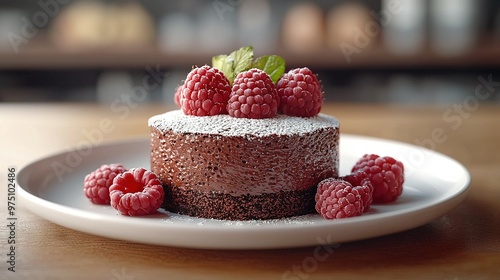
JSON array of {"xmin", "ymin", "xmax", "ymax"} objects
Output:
[{"xmin": 149, "ymin": 110, "xmax": 340, "ymax": 220}]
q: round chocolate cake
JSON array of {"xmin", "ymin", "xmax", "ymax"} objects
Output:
[{"xmin": 149, "ymin": 110, "xmax": 340, "ymax": 220}]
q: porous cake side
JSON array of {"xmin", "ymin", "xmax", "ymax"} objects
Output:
[{"xmin": 149, "ymin": 110, "xmax": 340, "ymax": 220}]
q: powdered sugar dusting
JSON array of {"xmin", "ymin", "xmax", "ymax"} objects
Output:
[
  {"xmin": 149, "ymin": 110, "xmax": 339, "ymax": 137},
  {"xmin": 162, "ymin": 212, "xmax": 317, "ymax": 226},
  {"xmin": 221, "ymin": 214, "xmax": 316, "ymax": 226}
]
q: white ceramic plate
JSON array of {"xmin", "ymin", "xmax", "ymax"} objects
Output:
[{"xmin": 17, "ymin": 135, "xmax": 470, "ymax": 250}]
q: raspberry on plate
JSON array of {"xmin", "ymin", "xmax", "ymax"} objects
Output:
[
  {"xmin": 351, "ymin": 154, "xmax": 405, "ymax": 204},
  {"xmin": 83, "ymin": 164, "xmax": 127, "ymax": 205},
  {"xmin": 276, "ymin": 67, "xmax": 323, "ymax": 117},
  {"xmin": 180, "ymin": 65, "xmax": 231, "ymax": 116},
  {"xmin": 227, "ymin": 68, "xmax": 279, "ymax": 119},
  {"xmin": 109, "ymin": 168, "xmax": 165, "ymax": 216},
  {"xmin": 341, "ymin": 171, "xmax": 373, "ymax": 212},
  {"xmin": 315, "ymin": 178, "xmax": 364, "ymax": 219}
]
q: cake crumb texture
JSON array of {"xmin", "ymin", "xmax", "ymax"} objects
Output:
[{"xmin": 148, "ymin": 110, "xmax": 339, "ymax": 137}]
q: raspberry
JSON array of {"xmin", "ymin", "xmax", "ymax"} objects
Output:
[
  {"xmin": 315, "ymin": 178, "xmax": 364, "ymax": 219},
  {"xmin": 351, "ymin": 154, "xmax": 404, "ymax": 204},
  {"xmin": 180, "ymin": 65, "xmax": 231, "ymax": 116},
  {"xmin": 341, "ymin": 171, "xmax": 373, "ymax": 212},
  {"xmin": 227, "ymin": 68, "xmax": 279, "ymax": 119},
  {"xmin": 174, "ymin": 85, "xmax": 182, "ymax": 107},
  {"xmin": 315, "ymin": 177, "xmax": 332, "ymax": 203},
  {"xmin": 109, "ymin": 168, "xmax": 165, "ymax": 216},
  {"xmin": 83, "ymin": 164, "xmax": 127, "ymax": 205},
  {"xmin": 276, "ymin": 67, "xmax": 323, "ymax": 117}
]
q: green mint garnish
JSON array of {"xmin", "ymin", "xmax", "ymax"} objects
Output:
[
  {"xmin": 252, "ymin": 55, "xmax": 286, "ymax": 84},
  {"xmin": 212, "ymin": 54, "xmax": 234, "ymax": 82},
  {"xmin": 231, "ymin": 46, "xmax": 254, "ymax": 78},
  {"xmin": 212, "ymin": 46, "xmax": 254, "ymax": 84},
  {"xmin": 212, "ymin": 46, "xmax": 286, "ymax": 84}
]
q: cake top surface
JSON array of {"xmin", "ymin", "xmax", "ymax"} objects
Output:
[{"xmin": 149, "ymin": 110, "xmax": 339, "ymax": 137}]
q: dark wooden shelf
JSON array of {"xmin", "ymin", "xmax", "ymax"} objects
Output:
[
  {"xmin": 0, "ymin": 41, "xmax": 205, "ymax": 70},
  {"xmin": 1, "ymin": 38, "xmax": 500, "ymax": 70}
]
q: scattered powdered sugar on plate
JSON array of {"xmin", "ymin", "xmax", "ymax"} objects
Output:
[
  {"xmin": 222, "ymin": 215, "xmax": 316, "ymax": 226},
  {"xmin": 149, "ymin": 110, "xmax": 339, "ymax": 137},
  {"xmin": 161, "ymin": 212, "xmax": 317, "ymax": 226}
]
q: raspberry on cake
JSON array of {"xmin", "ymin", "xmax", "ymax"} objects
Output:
[
  {"xmin": 174, "ymin": 85, "xmax": 182, "ymax": 107},
  {"xmin": 276, "ymin": 67, "xmax": 323, "ymax": 117},
  {"xmin": 180, "ymin": 65, "xmax": 231, "ymax": 116},
  {"xmin": 227, "ymin": 68, "xmax": 279, "ymax": 119}
]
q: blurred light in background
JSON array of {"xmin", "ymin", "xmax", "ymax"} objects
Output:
[
  {"xmin": 238, "ymin": 0, "xmax": 274, "ymax": 50},
  {"xmin": 429, "ymin": 0, "xmax": 482, "ymax": 56},
  {"xmin": 0, "ymin": 0, "xmax": 498, "ymax": 104},
  {"xmin": 382, "ymin": 0, "xmax": 426, "ymax": 55}
]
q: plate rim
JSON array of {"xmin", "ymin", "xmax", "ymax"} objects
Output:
[{"xmin": 17, "ymin": 134, "xmax": 471, "ymax": 249}]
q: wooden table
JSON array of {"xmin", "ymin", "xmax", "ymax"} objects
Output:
[{"xmin": 1, "ymin": 103, "xmax": 499, "ymax": 279}]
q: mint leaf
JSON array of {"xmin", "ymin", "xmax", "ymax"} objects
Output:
[
  {"xmin": 231, "ymin": 46, "xmax": 254, "ymax": 79},
  {"xmin": 212, "ymin": 46, "xmax": 254, "ymax": 84},
  {"xmin": 212, "ymin": 54, "xmax": 228, "ymax": 71},
  {"xmin": 212, "ymin": 54, "xmax": 234, "ymax": 82},
  {"xmin": 252, "ymin": 55, "xmax": 286, "ymax": 83}
]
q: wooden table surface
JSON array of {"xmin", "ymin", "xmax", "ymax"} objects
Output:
[{"xmin": 1, "ymin": 103, "xmax": 499, "ymax": 280}]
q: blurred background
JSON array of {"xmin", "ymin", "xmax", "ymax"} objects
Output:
[{"xmin": 0, "ymin": 0, "xmax": 499, "ymax": 104}]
